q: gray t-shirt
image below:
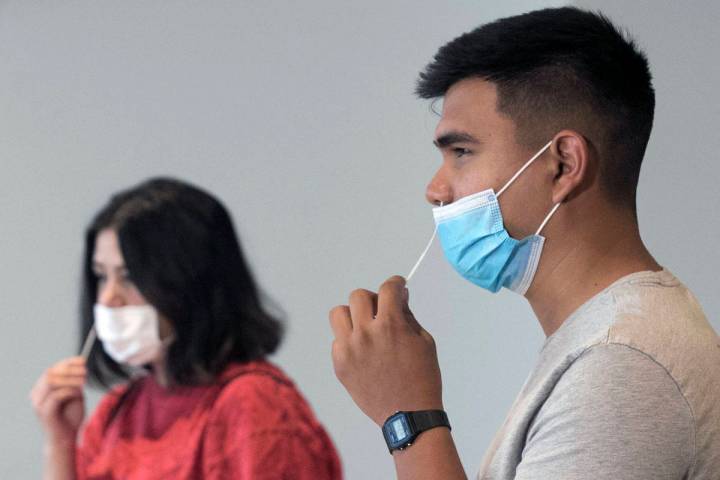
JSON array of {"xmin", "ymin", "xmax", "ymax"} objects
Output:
[{"xmin": 477, "ymin": 269, "xmax": 720, "ymax": 480}]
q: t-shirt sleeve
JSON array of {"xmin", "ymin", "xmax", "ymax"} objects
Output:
[{"xmin": 515, "ymin": 343, "xmax": 695, "ymax": 480}]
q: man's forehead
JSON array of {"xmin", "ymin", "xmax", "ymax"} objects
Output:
[
  {"xmin": 434, "ymin": 79, "xmax": 503, "ymax": 139},
  {"xmin": 442, "ymin": 78, "xmax": 497, "ymax": 111}
]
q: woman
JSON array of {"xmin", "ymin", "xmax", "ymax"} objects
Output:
[{"xmin": 30, "ymin": 178, "xmax": 342, "ymax": 479}]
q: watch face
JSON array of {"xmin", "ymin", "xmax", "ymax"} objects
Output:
[{"xmin": 383, "ymin": 412, "xmax": 413, "ymax": 449}]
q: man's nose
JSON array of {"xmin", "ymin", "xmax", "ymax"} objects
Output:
[
  {"xmin": 425, "ymin": 169, "xmax": 452, "ymax": 206},
  {"xmin": 97, "ymin": 278, "xmax": 126, "ymax": 308}
]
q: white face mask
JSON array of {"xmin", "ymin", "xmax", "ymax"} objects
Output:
[{"xmin": 93, "ymin": 304, "xmax": 165, "ymax": 366}]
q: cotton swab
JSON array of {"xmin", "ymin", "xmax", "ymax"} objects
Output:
[
  {"xmin": 405, "ymin": 201, "xmax": 443, "ymax": 283},
  {"xmin": 79, "ymin": 326, "xmax": 96, "ymax": 360},
  {"xmin": 406, "ymin": 225, "xmax": 438, "ymax": 283}
]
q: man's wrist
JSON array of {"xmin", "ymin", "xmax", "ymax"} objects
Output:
[
  {"xmin": 376, "ymin": 401, "xmax": 444, "ymax": 426},
  {"xmin": 391, "ymin": 426, "xmax": 467, "ymax": 480},
  {"xmin": 390, "ymin": 425, "xmax": 451, "ymax": 457},
  {"xmin": 382, "ymin": 409, "xmax": 451, "ymax": 453}
]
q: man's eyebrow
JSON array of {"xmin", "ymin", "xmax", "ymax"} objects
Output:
[{"xmin": 433, "ymin": 131, "xmax": 480, "ymax": 148}]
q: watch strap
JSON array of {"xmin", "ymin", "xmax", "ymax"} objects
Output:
[{"xmin": 409, "ymin": 409, "xmax": 451, "ymax": 433}]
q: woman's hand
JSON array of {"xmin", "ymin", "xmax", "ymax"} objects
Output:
[{"xmin": 30, "ymin": 356, "xmax": 87, "ymax": 446}]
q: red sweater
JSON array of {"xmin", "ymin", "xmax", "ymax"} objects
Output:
[{"xmin": 76, "ymin": 361, "xmax": 342, "ymax": 479}]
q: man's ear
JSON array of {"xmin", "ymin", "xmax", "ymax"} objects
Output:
[{"xmin": 550, "ymin": 130, "xmax": 594, "ymax": 204}]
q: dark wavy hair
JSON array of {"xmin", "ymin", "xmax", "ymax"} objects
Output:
[
  {"xmin": 416, "ymin": 7, "xmax": 655, "ymax": 210},
  {"xmin": 80, "ymin": 177, "xmax": 283, "ymax": 387}
]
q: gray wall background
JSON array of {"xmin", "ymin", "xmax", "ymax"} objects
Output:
[{"xmin": 1, "ymin": 1, "xmax": 718, "ymax": 478}]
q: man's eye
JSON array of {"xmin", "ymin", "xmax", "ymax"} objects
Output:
[{"xmin": 453, "ymin": 147, "xmax": 472, "ymax": 158}]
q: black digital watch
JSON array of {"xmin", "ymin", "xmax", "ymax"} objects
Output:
[{"xmin": 381, "ymin": 410, "xmax": 451, "ymax": 453}]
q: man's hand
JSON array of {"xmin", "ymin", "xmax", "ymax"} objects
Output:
[{"xmin": 329, "ymin": 276, "xmax": 443, "ymax": 426}]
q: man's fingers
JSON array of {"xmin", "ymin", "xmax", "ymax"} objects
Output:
[
  {"xmin": 377, "ymin": 276, "xmax": 408, "ymax": 321},
  {"xmin": 349, "ymin": 289, "xmax": 377, "ymax": 327},
  {"xmin": 402, "ymin": 307, "xmax": 424, "ymax": 334},
  {"xmin": 329, "ymin": 305, "xmax": 353, "ymax": 338},
  {"xmin": 419, "ymin": 328, "xmax": 436, "ymax": 347}
]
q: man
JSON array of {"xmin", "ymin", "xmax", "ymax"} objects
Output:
[{"xmin": 329, "ymin": 7, "xmax": 720, "ymax": 480}]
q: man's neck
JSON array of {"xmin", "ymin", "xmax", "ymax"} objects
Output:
[{"xmin": 525, "ymin": 211, "xmax": 661, "ymax": 337}]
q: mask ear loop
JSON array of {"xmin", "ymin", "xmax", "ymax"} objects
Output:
[
  {"xmin": 406, "ymin": 201, "xmax": 444, "ymax": 283},
  {"xmin": 496, "ymin": 141, "xmax": 553, "ymax": 198},
  {"xmin": 489, "ymin": 140, "xmax": 560, "ymax": 236},
  {"xmin": 535, "ymin": 202, "xmax": 561, "ymax": 236}
]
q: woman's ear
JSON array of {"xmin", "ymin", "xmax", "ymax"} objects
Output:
[{"xmin": 550, "ymin": 130, "xmax": 592, "ymax": 204}]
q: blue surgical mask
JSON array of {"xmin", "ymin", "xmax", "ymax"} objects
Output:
[{"xmin": 432, "ymin": 141, "xmax": 561, "ymax": 295}]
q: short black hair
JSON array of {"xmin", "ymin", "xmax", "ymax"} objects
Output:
[
  {"xmin": 80, "ymin": 177, "xmax": 283, "ymax": 387},
  {"xmin": 416, "ymin": 7, "xmax": 655, "ymax": 209}
]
